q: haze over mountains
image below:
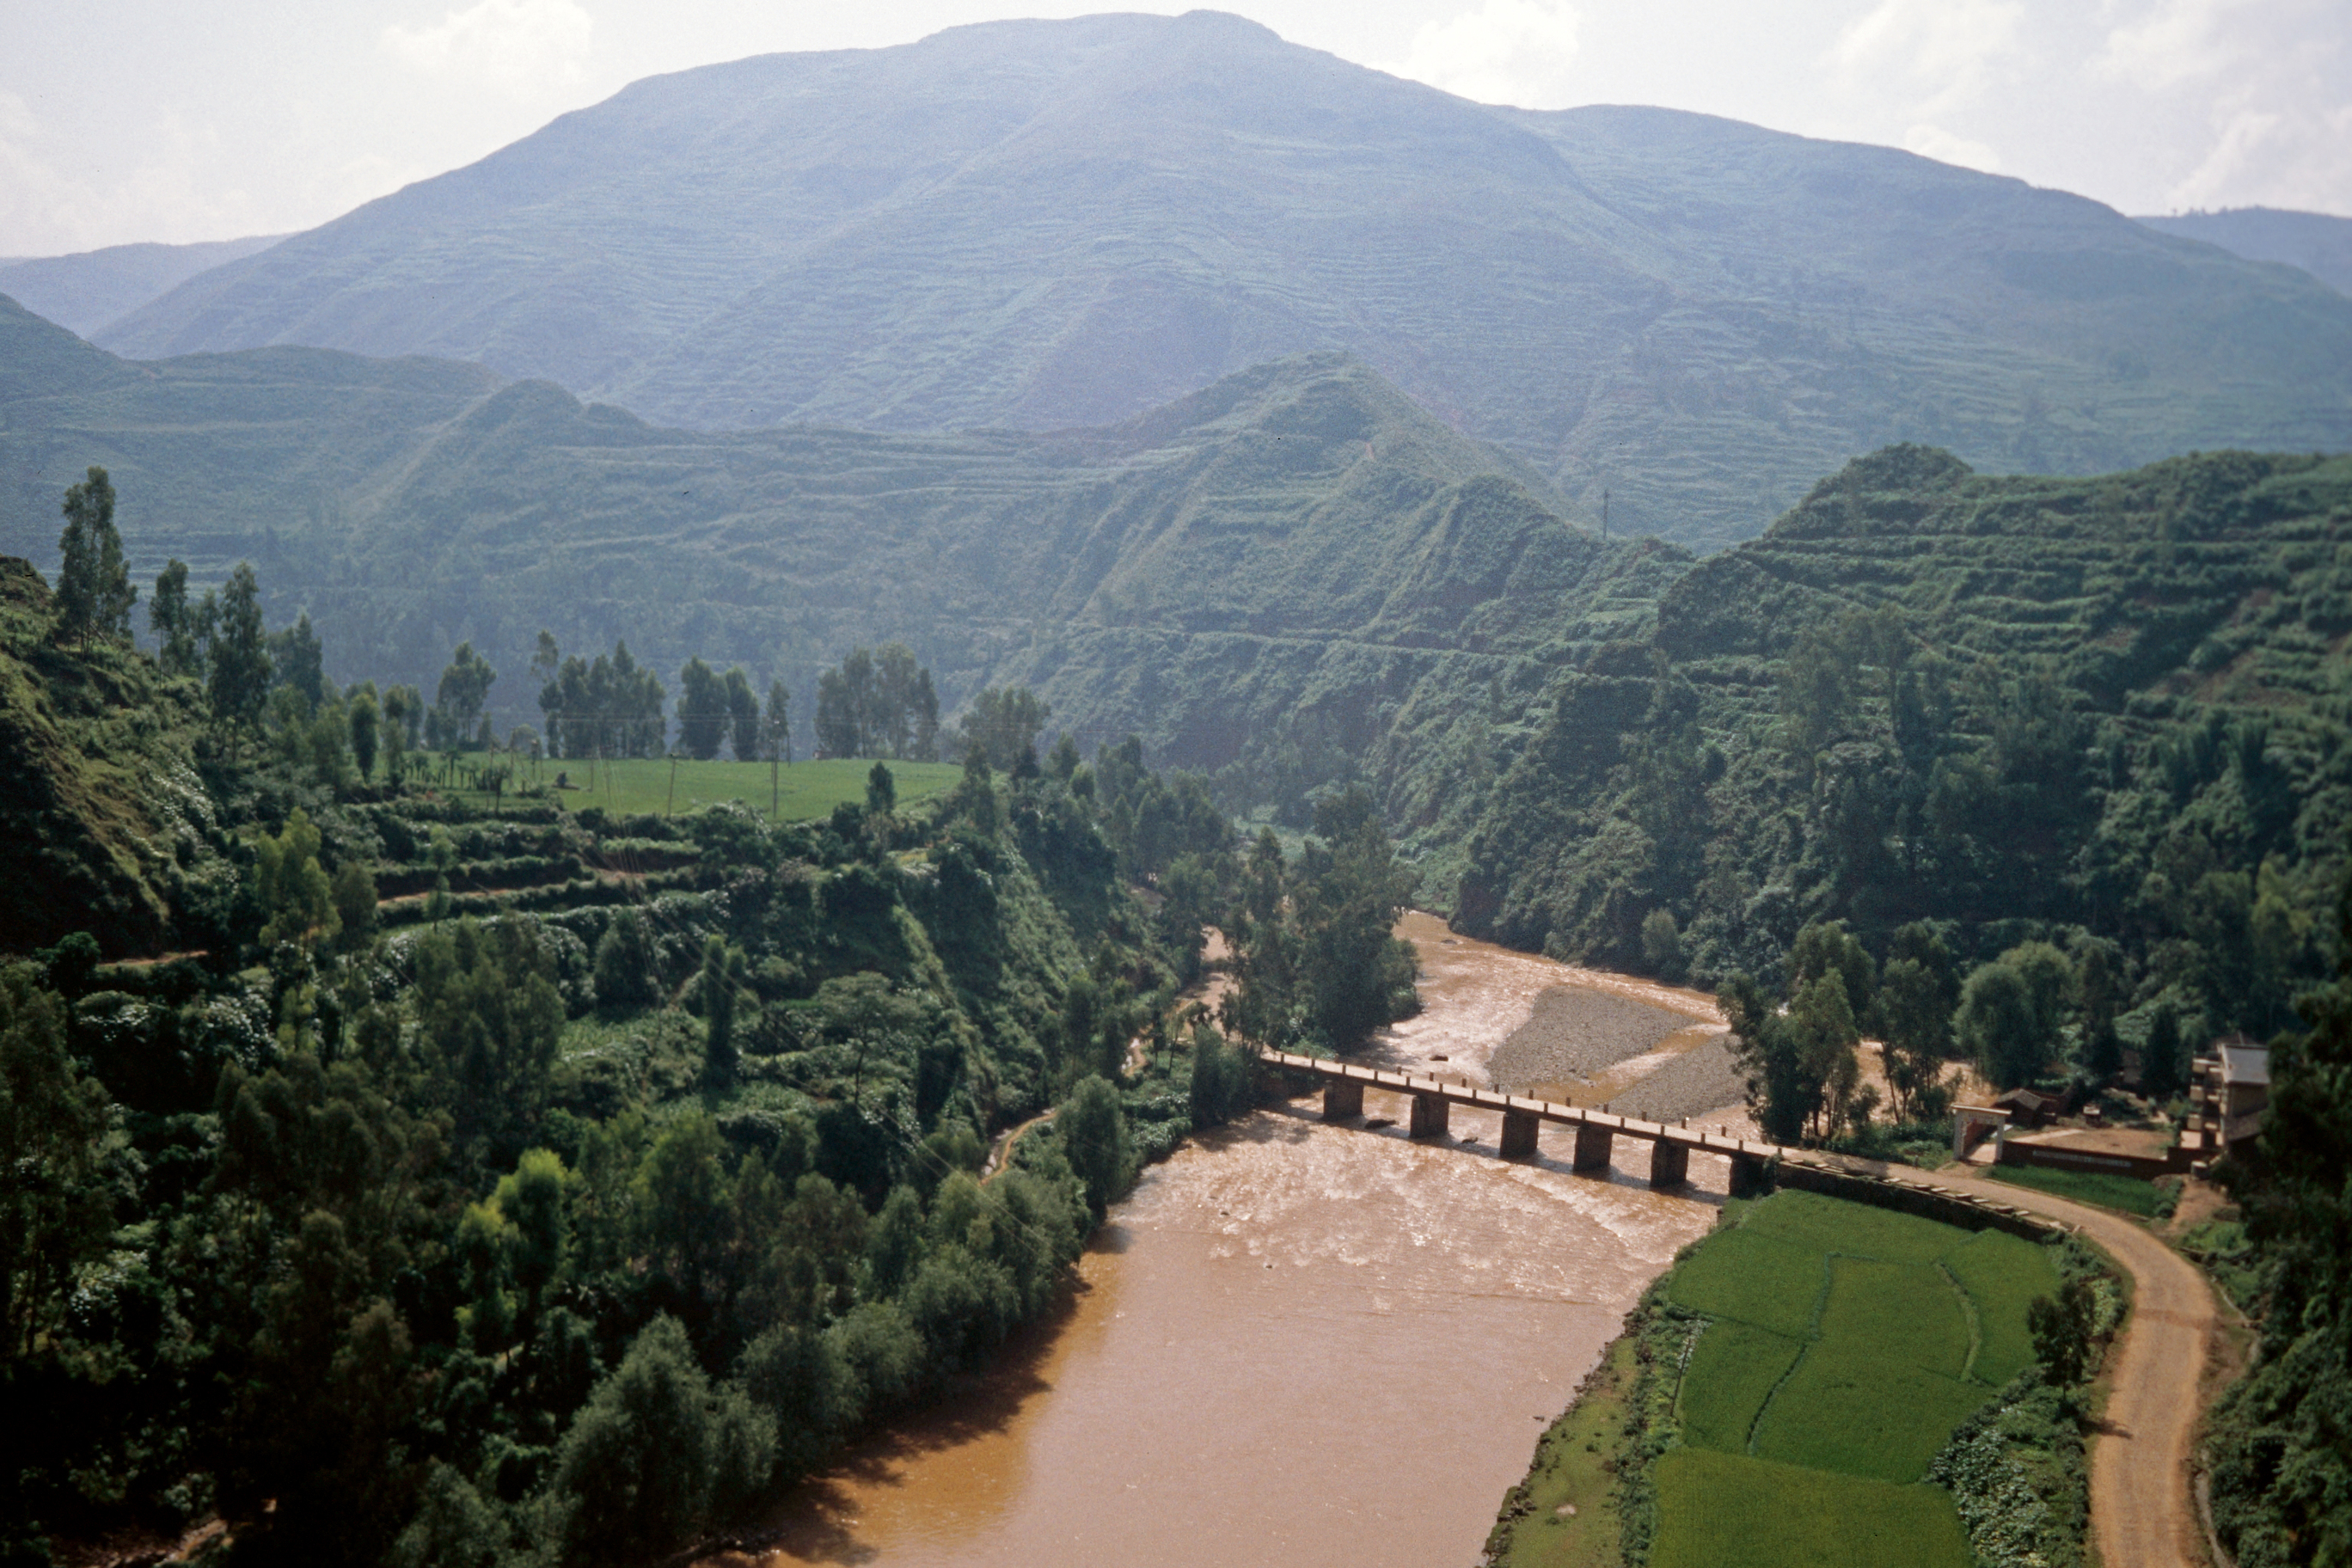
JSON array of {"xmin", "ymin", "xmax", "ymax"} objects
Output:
[
  {"xmin": 2135, "ymin": 208, "xmax": 2352, "ymax": 300},
  {"xmin": 77, "ymin": 10, "xmax": 2352, "ymax": 551},
  {"xmin": 0, "ymin": 292, "xmax": 1669, "ymax": 836},
  {"xmin": 0, "ymin": 234, "xmax": 285, "ymax": 340}
]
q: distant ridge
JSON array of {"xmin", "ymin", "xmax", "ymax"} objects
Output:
[
  {"xmin": 2134, "ymin": 207, "xmax": 2352, "ymax": 297},
  {"xmin": 93, "ymin": 12, "xmax": 2352, "ymax": 550},
  {"xmin": 0, "ymin": 234, "xmax": 285, "ymax": 338},
  {"xmin": 3, "ymin": 298, "xmax": 1666, "ymax": 832}
]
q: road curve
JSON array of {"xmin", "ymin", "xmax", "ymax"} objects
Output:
[{"xmin": 1866, "ymin": 1161, "xmax": 2219, "ymax": 1568}]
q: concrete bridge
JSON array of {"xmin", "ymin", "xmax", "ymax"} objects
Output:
[{"xmin": 1257, "ymin": 1049, "xmax": 1775, "ymax": 1194}]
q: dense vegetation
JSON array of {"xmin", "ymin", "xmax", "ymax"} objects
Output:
[
  {"xmin": 1457, "ymin": 445, "xmax": 2352, "ymax": 1077},
  {"xmin": 2203, "ymin": 884, "xmax": 2352, "ymax": 1565},
  {"xmin": 0, "ymin": 506, "xmax": 1431, "ymax": 1568}
]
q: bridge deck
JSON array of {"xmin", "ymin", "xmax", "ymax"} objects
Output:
[{"xmin": 1258, "ymin": 1049, "xmax": 1776, "ymax": 1161}]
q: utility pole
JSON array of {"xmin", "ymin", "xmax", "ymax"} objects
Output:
[
  {"xmin": 1602, "ymin": 488, "xmax": 1610, "ymax": 541},
  {"xmin": 667, "ymin": 753, "xmax": 679, "ymax": 816}
]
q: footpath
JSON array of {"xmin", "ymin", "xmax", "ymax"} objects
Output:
[{"xmin": 1847, "ymin": 1156, "xmax": 2220, "ymax": 1568}]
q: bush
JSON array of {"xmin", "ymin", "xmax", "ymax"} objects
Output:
[
  {"xmin": 1186, "ymin": 1022, "xmax": 1254, "ymax": 1129},
  {"xmin": 546, "ymin": 1316, "xmax": 775, "ymax": 1565}
]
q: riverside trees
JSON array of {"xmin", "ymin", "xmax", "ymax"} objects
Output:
[
  {"xmin": 2, "ymin": 555, "xmax": 1224, "ymax": 1568},
  {"xmin": 1222, "ymin": 787, "xmax": 1418, "ymax": 1053}
]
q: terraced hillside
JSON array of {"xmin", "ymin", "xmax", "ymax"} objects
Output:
[
  {"xmin": 0, "ymin": 297, "xmax": 1678, "ymax": 834},
  {"xmin": 1452, "ymin": 443, "xmax": 2352, "ymax": 996},
  {"xmin": 88, "ymin": 12, "xmax": 2352, "ymax": 549}
]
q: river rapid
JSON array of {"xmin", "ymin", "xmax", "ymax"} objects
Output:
[{"xmin": 729, "ymin": 916, "xmax": 1743, "ymax": 1568}]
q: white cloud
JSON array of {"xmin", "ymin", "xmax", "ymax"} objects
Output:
[
  {"xmin": 1829, "ymin": 0, "xmax": 2026, "ymax": 116},
  {"xmin": 1901, "ymin": 121, "xmax": 2003, "ymax": 174},
  {"xmin": 383, "ymin": 0, "xmax": 595, "ymax": 97},
  {"xmin": 1381, "ymin": 0, "xmax": 1583, "ymax": 110},
  {"xmin": 2167, "ymin": 101, "xmax": 2352, "ymax": 212},
  {"xmin": 2096, "ymin": 0, "xmax": 2251, "ymax": 92}
]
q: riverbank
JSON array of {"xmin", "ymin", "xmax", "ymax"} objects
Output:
[
  {"xmin": 1486, "ymin": 1183, "xmax": 2120, "ymax": 1568},
  {"xmin": 720, "ymin": 915, "xmax": 1730, "ymax": 1568}
]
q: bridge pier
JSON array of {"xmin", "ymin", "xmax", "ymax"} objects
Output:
[
  {"xmin": 1729, "ymin": 1152, "xmax": 1772, "ymax": 1197},
  {"xmin": 1499, "ymin": 1110, "xmax": 1540, "ymax": 1159},
  {"xmin": 1572, "ymin": 1123, "xmax": 1614, "ymax": 1173},
  {"xmin": 1409, "ymin": 1093, "xmax": 1451, "ymax": 1139},
  {"xmin": 1322, "ymin": 1080, "xmax": 1364, "ymax": 1121},
  {"xmin": 1649, "ymin": 1140, "xmax": 1689, "ymax": 1188}
]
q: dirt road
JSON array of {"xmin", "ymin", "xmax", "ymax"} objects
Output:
[{"xmin": 1867, "ymin": 1160, "xmax": 2220, "ymax": 1568}]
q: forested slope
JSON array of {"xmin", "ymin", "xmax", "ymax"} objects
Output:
[
  {"xmin": 1450, "ymin": 444, "xmax": 2352, "ymax": 1038},
  {"xmin": 88, "ymin": 11, "xmax": 2352, "ymax": 548},
  {"xmin": 0, "ymin": 304, "xmax": 1681, "ymax": 827}
]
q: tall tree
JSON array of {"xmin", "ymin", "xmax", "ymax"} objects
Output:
[
  {"xmin": 677, "ymin": 658, "xmax": 726, "ymax": 760},
  {"xmin": 150, "ymin": 559, "xmax": 199, "ymax": 676},
  {"xmin": 207, "ymin": 562, "xmax": 273, "ymax": 733},
  {"xmin": 761, "ymin": 679, "xmax": 792, "ymax": 763},
  {"xmin": 52, "ymin": 466, "xmax": 136, "ymax": 649},
  {"xmin": 959, "ymin": 686, "xmax": 1051, "ymax": 770},
  {"xmin": 724, "ymin": 668, "xmax": 761, "ymax": 762},
  {"xmin": 349, "ymin": 688, "xmax": 382, "ymax": 782},
  {"xmin": 269, "ymin": 612, "xmax": 327, "ymax": 709},
  {"xmin": 432, "ymin": 643, "xmax": 497, "ymax": 750}
]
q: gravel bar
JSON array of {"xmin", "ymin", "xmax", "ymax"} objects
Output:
[{"xmin": 1485, "ymin": 985, "xmax": 1694, "ymax": 1092}]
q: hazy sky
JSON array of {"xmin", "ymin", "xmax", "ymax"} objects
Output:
[{"xmin": 3, "ymin": 0, "xmax": 2346, "ymax": 257}]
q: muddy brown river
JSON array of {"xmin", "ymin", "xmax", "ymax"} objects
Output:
[{"xmin": 730, "ymin": 916, "xmax": 1745, "ymax": 1568}]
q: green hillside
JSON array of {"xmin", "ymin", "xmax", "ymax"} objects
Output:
[
  {"xmin": 1450, "ymin": 443, "xmax": 2352, "ymax": 1018},
  {"xmin": 89, "ymin": 12, "xmax": 2352, "ymax": 550},
  {"xmin": 0, "ymin": 555, "xmax": 211, "ymax": 953},
  {"xmin": 0, "ymin": 309, "xmax": 1675, "ymax": 832}
]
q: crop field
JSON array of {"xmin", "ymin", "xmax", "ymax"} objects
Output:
[
  {"xmin": 1985, "ymin": 1162, "xmax": 2167, "ymax": 1216},
  {"xmin": 1678, "ymin": 1321, "xmax": 1803, "ymax": 1455},
  {"xmin": 1751, "ymin": 1353, "xmax": 1993, "ymax": 1483},
  {"xmin": 1650, "ymin": 1449, "xmax": 1970, "ymax": 1568},
  {"xmin": 1663, "ymin": 1228, "xmax": 1825, "ymax": 1337},
  {"xmin": 462, "ymin": 757, "xmax": 962, "ymax": 823},
  {"xmin": 1812, "ymin": 1259, "xmax": 1972, "ymax": 1379},
  {"xmin": 1648, "ymin": 1189, "xmax": 2068, "ymax": 1559},
  {"xmin": 1739, "ymin": 1189, "xmax": 1969, "ymax": 1265},
  {"xmin": 1941, "ymin": 1231, "xmax": 2064, "ymax": 1385}
]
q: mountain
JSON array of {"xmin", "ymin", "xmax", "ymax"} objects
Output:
[
  {"xmin": 1449, "ymin": 442, "xmax": 2352, "ymax": 994},
  {"xmin": 0, "ymin": 234, "xmax": 285, "ymax": 339},
  {"xmin": 2136, "ymin": 208, "xmax": 2352, "ymax": 297},
  {"xmin": 1, "ymin": 297, "xmax": 1675, "ymax": 832},
  {"xmin": 95, "ymin": 12, "xmax": 2352, "ymax": 551}
]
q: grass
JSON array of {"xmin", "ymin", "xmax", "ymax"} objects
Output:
[
  {"xmin": 1940, "ymin": 1231, "xmax": 2063, "ymax": 1385},
  {"xmin": 1637, "ymin": 1190, "xmax": 2075, "ymax": 1555},
  {"xmin": 1983, "ymin": 1162, "xmax": 2168, "ymax": 1217},
  {"xmin": 1484, "ymin": 1326, "xmax": 1640, "ymax": 1567},
  {"xmin": 1664, "ymin": 1228, "xmax": 1825, "ymax": 1338},
  {"xmin": 1677, "ymin": 1321, "xmax": 1803, "ymax": 1455},
  {"xmin": 1812, "ymin": 1258, "xmax": 1972, "ymax": 1380},
  {"xmin": 1751, "ymin": 1353, "xmax": 1994, "ymax": 1484},
  {"xmin": 464, "ymin": 757, "xmax": 962, "ymax": 823},
  {"xmin": 1649, "ymin": 1449, "xmax": 1971, "ymax": 1568},
  {"xmin": 1739, "ymin": 1188, "xmax": 1969, "ymax": 1266}
]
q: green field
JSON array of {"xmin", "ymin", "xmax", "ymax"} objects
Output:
[
  {"xmin": 1651, "ymin": 1449, "xmax": 1971, "ymax": 1568},
  {"xmin": 1678, "ymin": 1321, "xmax": 1803, "ymax": 1455},
  {"xmin": 1651, "ymin": 1189, "xmax": 2067, "ymax": 1558},
  {"xmin": 1941, "ymin": 1232, "xmax": 2065, "ymax": 1385},
  {"xmin": 1812, "ymin": 1259, "xmax": 1972, "ymax": 1380},
  {"xmin": 1752, "ymin": 1352, "xmax": 1992, "ymax": 1484},
  {"xmin": 1985, "ymin": 1162, "xmax": 2168, "ymax": 1217},
  {"xmin": 1664, "ymin": 1227, "xmax": 1827, "ymax": 1338},
  {"xmin": 505, "ymin": 757, "xmax": 962, "ymax": 823}
]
